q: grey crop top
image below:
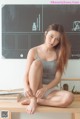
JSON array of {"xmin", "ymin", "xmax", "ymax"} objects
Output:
[{"xmin": 35, "ymin": 54, "xmax": 57, "ymax": 84}]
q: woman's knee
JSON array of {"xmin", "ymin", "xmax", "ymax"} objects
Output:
[
  {"xmin": 31, "ymin": 60, "xmax": 43, "ymax": 69},
  {"xmin": 61, "ymin": 92, "xmax": 74, "ymax": 107}
]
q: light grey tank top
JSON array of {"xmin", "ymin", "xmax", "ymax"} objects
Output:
[{"xmin": 36, "ymin": 54, "xmax": 57, "ymax": 84}]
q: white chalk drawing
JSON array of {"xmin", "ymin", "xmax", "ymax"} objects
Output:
[
  {"xmin": 71, "ymin": 54, "xmax": 80, "ymax": 57},
  {"xmin": 32, "ymin": 14, "xmax": 41, "ymax": 31},
  {"xmin": 72, "ymin": 21, "xmax": 80, "ymax": 31}
]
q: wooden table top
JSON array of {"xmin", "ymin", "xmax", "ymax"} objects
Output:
[{"xmin": 0, "ymin": 100, "xmax": 80, "ymax": 113}]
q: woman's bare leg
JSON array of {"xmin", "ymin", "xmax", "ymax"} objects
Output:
[
  {"xmin": 21, "ymin": 90, "xmax": 74, "ymax": 108},
  {"xmin": 37, "ymin": 90, "xmax": 74, "ymax": 107},
  {"xmin": 26, "ymin": 60, "xmax": 43, "ymax": 114}
]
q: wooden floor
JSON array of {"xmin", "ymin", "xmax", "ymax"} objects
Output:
[{"xmin": 0, "ymin": 100, "xmax": 80, "ymax": 119}]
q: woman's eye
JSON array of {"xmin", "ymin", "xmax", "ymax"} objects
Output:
[
  {"xmin": 57, "ymin": 38, "xmax": 60, "ymax": 42},
  {"xmin": 55, "ymin": 38, "xmax": 58, "ymax": 40},
  {"xmin": 50, "ymin": 35, "xmax": 53, "ymax": 38}
]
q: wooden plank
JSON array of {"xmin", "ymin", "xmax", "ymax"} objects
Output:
[
  {"xmin": 0, "ymin": 101, "xmax": 80, "ymax": 113},
  {"xmin": 62, "ymin": 78, "xmax": 80, "ymax": 81},
  {"xmin": 72, "ymin": 113, "xmax": 75, "ymax": 119},
  {"xmin": 0, "ymin": 89, "xmax": 23, "ymax": 95},
  {"xmin": 0, "ymin": 89, "xmax": 24, "ymax": 102},
  {"xmin": 74, "ymin": 94, "xmax": 80, "ymax": 101},
  {"xmin": 72, "ymin": 113, "xmax": 80, "ymax": 119},
  {"xmin": 0, "ymin": 94, "xmax": 22, "ymax": 103}
]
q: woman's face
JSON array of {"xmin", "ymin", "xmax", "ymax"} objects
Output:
[{"xmin": 45, "ymin": 30, "xmax": 61, "ymax": 48}]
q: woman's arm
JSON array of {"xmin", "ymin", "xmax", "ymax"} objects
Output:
[
  {"xmin": 45, "ymin": 70, "xmax": 62, "ymax": 91},
  {"xmin": 36, "ymin": 70, "xmax": 62, "ymax": 98}
]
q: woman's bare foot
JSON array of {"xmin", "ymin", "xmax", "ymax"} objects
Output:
[
  {"xmin": 26, "ymin": 97, "xmax": 37, "ymax": 114},
  {"xmin": 21, "ymin": 98, "xmax": 30, "ymax": 105}
]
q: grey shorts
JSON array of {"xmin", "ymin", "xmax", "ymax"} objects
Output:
[{"xmin": 43, "ymin": 86, "xmax": 59, "ymax": 98}]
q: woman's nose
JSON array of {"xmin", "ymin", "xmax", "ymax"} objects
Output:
[{"xmin": 51, "ymin": 38, "xmax": 55, "ymax": 43}]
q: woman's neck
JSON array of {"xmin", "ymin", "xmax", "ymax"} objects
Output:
[{"xmin": 42, "ymin": 44, "xmax": 55, "ymax": 53}]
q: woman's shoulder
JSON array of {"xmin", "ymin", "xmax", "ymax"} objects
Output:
[
  {"xmin": 29, "ymin": 45, "xmax": 43, "ymax": 53},
  {"xmin": 28, "ymin": 45, "xmax": 43, "ymax": 58}
]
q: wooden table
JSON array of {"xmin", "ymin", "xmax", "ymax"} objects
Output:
[{"xmin": 0, "ymin": 100, "xmax": 80, "ymax": 119}]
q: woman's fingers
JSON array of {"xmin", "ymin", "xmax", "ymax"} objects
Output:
[
  {"xmin": 24, "ymin": 88, "xmax": 33, "ymax": 97},
  {"xmin": 36, "ymin": 90, "xmax": 43, "ymax": 98},
  {"xmin": 36, "ymin": 90, "xmax": 40, "ymax": 97},
  {"xmin": 36, "ymin": 93, "xmax": 38, "ymax": 98},
  {"xmin": 36, "ymin": 88, "xmax": 47, "ymax": 98},
  {"xmin": 27, "ymin": 89, "xmax": 33, "ymax": 96}
]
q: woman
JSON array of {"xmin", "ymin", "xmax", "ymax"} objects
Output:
[{"xmin": 21, "ymin": 24, "xmax": 74, "ymax": 114}]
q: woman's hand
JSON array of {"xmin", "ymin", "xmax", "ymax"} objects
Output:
[
  {"xmin": 24, "ymin": 86, "xmax": 33, "ymax": 97},
  {"xmin": 36, "ymin": 87, "xmax": 47, "ymax": 98}
]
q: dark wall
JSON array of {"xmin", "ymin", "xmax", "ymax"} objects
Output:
[{"xmin": 2, "ymin": 5, "xmax": 80, "ymax": 59}]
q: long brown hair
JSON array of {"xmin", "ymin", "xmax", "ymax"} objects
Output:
[{"xmin": 45, "ymin": 24, "xmax": 71, "ymax": 74}]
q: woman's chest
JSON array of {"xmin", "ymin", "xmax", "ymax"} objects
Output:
[{"xmin": 38, "ymin": 50, "xmax": 57, "ymax": 61}]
